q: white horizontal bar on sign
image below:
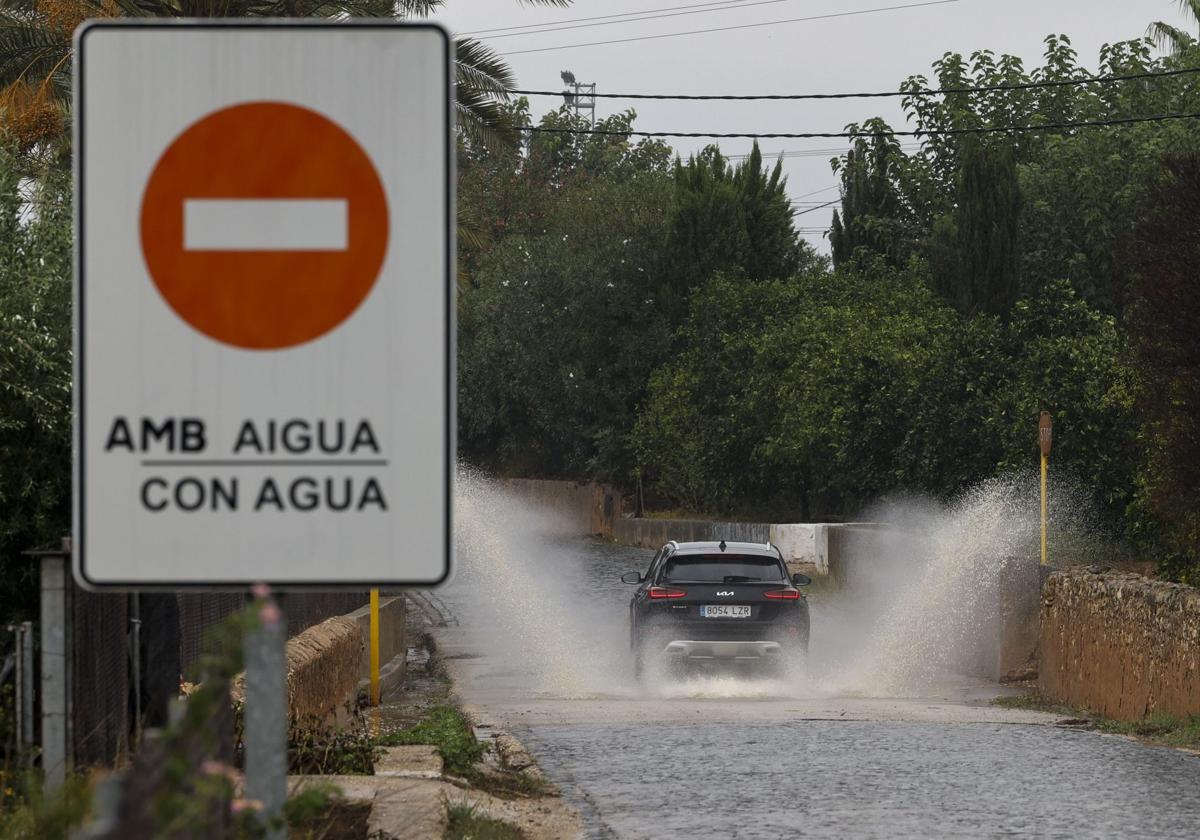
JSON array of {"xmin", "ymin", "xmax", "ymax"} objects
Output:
[{"xmin": 183, "ymin": 199, "xmax": 349, "ymax": 251}]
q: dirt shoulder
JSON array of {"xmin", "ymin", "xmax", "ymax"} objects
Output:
[{"xmin": 392, "ymin": 594, "xmax": 584, "ymax": 840}]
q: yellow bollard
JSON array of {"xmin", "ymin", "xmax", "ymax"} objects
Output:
[
  {"xmin": 1040, "ymin": 451, "xmax": 1048, "ymax": 567},
  {"xmin": 1038, "ymin": 412, "xmax": 1053, "ymax": 567},
  {"xmin": 369, "ymin": 588, "xmax": 380, "ymax": 705}
]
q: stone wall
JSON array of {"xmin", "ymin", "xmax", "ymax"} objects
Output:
[
  {"xmin": 1040, "ymin": 570, "xmax": 1200, "ymax": 719},
  {"xmin": 230, "ymin": 596, "xmax": 407, "ymax": 725},
  {"xmin": 285, "ymin": 616, "xmax": 364, "ymax": 723},
  {"xmin": 500, "ymin": 478, "xmax": 621, "ymax": 537}
]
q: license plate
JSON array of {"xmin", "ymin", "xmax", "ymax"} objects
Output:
[{"xmin": 701, "ymin": 605, "xmax": 752, "ymax": 618}]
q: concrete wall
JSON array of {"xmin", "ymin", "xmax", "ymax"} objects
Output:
[
  {"xmin": 612, "ymin": 518, "xmax": 770, "ymax": 549},
  {"xmin": 501, "ymin": 478, "xmax": 621, "ymax": 537},
  {"xmin": 769, "ymin": 524, "xmax": 830, "ymax": 574},
  {"xmin": 1040, "ymin": 570, "xmax": 1200, "ymax": 719},
  {"xmin": 612, "ymin": 518, "xmax": 888, "ymax": 582}
]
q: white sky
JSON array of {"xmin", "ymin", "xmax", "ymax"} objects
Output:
[{"xmin": 432, "ymin": 0, "xmax": 1192, "ymax": 252}]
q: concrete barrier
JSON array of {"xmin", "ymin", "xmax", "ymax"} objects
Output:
[
  {"xmin": 1040, "ymin": 569, "xmax": 1200, "ymax": 719},
  {"xmin": 612, "ymin": 518, "xmax": 770, "ymax": 549},
  {"xmin": 345, "ymin": 595, "xmax": 408, "ymax": 699},
  {"xmin": 769, "ymin": 524, "xmax": 830, "ymax": 574},
  {"xmin": 501, "ymin": 478, "xmax": 621, "ymax": 536},
  {"xmin": 613, "ymin": 519, "xmax": 890, "ymax": 582}
]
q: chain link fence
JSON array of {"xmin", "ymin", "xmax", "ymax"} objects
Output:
[{"xmin": 52, "ymin": 570, "xmax": 370, "ymax": 769}]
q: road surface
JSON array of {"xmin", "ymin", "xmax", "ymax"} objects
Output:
[{"xmin": 431, "ymin": 536, "xmax": 1200, "ymax": 839}]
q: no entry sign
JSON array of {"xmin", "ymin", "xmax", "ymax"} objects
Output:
[{"xmin": 74, "ymin": 22, "xmax": 453, "ymax": 587}]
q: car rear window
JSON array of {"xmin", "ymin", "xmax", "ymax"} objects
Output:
[{"xmin": 662, "ymin": 554, "xmax": 786, "ymax": 583}]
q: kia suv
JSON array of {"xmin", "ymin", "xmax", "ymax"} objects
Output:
[{"xmin": 621, "ymin": 540, "xmax": 811, "ymax": 678}]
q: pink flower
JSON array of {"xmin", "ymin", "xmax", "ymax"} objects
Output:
[
  {"xmin": 259, "ymin": 602, "xmax": 282, "ymax": 629},
  {"xmin": 200, "ymin": 760, "xmax": 240, "ymax": 782},
  {"xmin": 231, "ymin": 798, "xmax": 264, "ymax": 814},
  {"xmin": 251, "ymin": 582, "xmax": 270, "ymax": 600}
]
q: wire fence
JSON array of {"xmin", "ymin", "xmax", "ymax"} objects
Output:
[
  {"xmin": 15, "ymin": 571, "xmax": 372, "ymax": 770},
  {"xmin": 72, "ymin": 590, "xmax": 129, "ymax": 768}
]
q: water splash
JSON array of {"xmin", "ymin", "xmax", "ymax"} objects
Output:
[
  {"xmin": 450, "ymin": 468, "xmax": 633, "ymax": 697},
  {"xmin": 447, "ymin": 467, "xmax": 1106, "ymax": 701},
  {"xmin": 823, "ymin": 471, "xmax": 1104, "ymax": 696}
]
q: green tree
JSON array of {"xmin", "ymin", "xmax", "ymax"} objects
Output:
[
  {"xmin": 829, "ymin": 121, "xmax": 916, "ymax": 268},
  {"xmin": 635, "ymin": 265, "xmax": 1136, "ymax": 525},
  {"xmin": 636, "ymin": 263, "xmax": 966, "ymax": 518},
  {"xmin": 662, "ymin": 143, "xmax": 812, "ymax": 325},
  {"xmin": 835, "ymin": 34, "xmax": 1200, "ymax": 314},
  {"xmin": 1125, "ymin": 153, "xmax": 1200, "ymax": 582},
  {"xmin": 928, "ymin": 139, "xmax": 1022, "ymax": 318},
  {"xmin": 457, "ymin": 107, "xmax": 674, "ymax": 482},
  {"xmin": 0, "ymin": 0, "xmax": 568, "ymax": 157},
  {"xmin": 0, "ymin": 148, "xmax": 71, "ymax": 619}
]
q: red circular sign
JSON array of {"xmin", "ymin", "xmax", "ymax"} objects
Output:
[{"xmin": 140, "ymin": 101, "xmax": 389, "ymax": 350}]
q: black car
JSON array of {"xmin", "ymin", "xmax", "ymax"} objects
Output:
[{"xmin": 621, "ymin": 540, "xmax": 811, "ymax": 678}]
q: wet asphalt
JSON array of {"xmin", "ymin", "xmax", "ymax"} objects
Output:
[{"xmin": 435, "ymin": 539, "xmax": 1200, "ymax": 839}]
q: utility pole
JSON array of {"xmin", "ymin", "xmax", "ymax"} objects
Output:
[{"xmin": 560, "ymin": 70, "xmax": 596, "ymax": 127}]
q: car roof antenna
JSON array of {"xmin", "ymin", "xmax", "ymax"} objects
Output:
[{"xmin": 719, "ymin": 540, "xmax": 727, "ymax": 552}]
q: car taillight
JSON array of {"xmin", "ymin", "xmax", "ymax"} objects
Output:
[
  {"xmin": 648, "ymin": 586, "xmax": 687, "ymax": 599},
  {"xmin": 763, "ymin": 588, "xmax": 801, "ymax": 600}
]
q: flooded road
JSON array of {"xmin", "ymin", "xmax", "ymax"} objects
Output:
[
  {"xmin": 518, "ymin": 720, "xmax": 1200, "ymax": 839},
  {"xmin": 433, "ymin": 481, "xmax": 1200, "ymax": 838}
]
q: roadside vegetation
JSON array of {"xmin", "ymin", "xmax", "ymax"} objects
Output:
[
  {"xmin": 376, "ymin": 704, "xmax": 486, "ymax": 778},
  {"xmin": 1, "ymin": 11, "xmax": 1197, "ymax": 650},
  {"xmin": 455, "ymin": 24, "xmax": 1200, "ymax": 586},
  {"xmin": 993, "ymin": 694, "xmax": 1200, "ymax": 750},
  {"xmin": 446, "ymin": 802, "xmax": 526, "ymax": 840}
]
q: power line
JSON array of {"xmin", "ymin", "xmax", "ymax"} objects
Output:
[
  {"xmin": 470, "ymin": 0, "xmax": 793, "ymax": 39},
  {"xmin": 511, "ymin": 66, "xmax": 1200, "ymax": 100},
  {"xmin": 791, "ymin": 198, "xmax": 842, "ymax": 215},
  {"xmin": 500, "ymin": 0, "xmax": 961, "ymax": 56},
  {"xmin": 790, "ymin": 184, "xmax": 841, "ymax": 198},
  {"xmin": 728, "ymin": 144, "xmax": 922, "ymax": 159},
  {"xmin": 522, "ymin": 110, "xmax": 1200, "ymax": 139},
  {"xmin": 464, "ymin": 0, "xmax": 752, "ymax": 36}
]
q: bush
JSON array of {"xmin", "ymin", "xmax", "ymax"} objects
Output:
[{"xmin": 636, "ymin": 264, "xmax": 1138, "ymax": 530}]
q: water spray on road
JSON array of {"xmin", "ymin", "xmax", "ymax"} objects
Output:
[{"xmin": 449, "ymin": 469, "xmax": 1103, "ymax": 702}]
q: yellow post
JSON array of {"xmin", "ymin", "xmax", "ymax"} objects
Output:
[
  {"xmin": 1038, "ymin": 411, "xmax": 1053, "ymax": 567},
  {"xmin": 369, "ymin": 588, "xmax": 380, "ymax": 705},
  {"xmin": 1040, "ymin": 451, "xmax": 1048, "ymax": 567}
]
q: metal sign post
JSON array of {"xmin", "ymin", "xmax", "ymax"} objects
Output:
[
  {"xmin": 245, "ymin": 591, "xmax": 287, "ymax": 839},
  {"xmin": 369, "ymin": 589, "xmax": 381, "ymax": 706},
  {"xmin": 1039, "ymin": 411, "xmax": 1053, "ymax": 567}
]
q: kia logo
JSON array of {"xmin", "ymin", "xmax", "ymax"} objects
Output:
[{"xmin": 716, "ymin": 590, "xmax": 734, "ymax": 596}]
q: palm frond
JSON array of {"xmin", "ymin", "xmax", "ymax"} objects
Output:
[
  {"xmin": 0, "ymin": 21, "xmax": 68, "ymax": 94},
  {"xmin": 454, "ymin": 35, "xmax": 522, "ymax": 148},
  {"xmin": 1148, "ymin": 21, "xmax": 1195, "ymax": 54}
]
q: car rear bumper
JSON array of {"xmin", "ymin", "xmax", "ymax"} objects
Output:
[{"xmin": 661, "ymin": 640, "xmax": 783, "ymax": 661}]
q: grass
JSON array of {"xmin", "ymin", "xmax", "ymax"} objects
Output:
[
  {"xmin": 446, "ymin": 803, "xmax": 525, "ymax": 840},
  {"xmin": 374, "ymin": 705, "xmax": 488, "ymax": 778},
  {"xmin": 993, "ymin": 694, "xmax": 1200, "ymax": 750},
  {"xmin": 992, "ymin": 693, "xmax": 1081, "ymax": 715},
  {"xmin": 1093, "ymin": 713, "xmax": 1200, "ymax": 749}
]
